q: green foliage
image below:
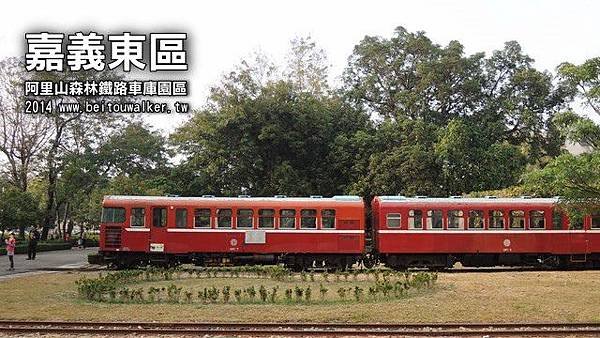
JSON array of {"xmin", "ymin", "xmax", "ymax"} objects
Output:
[
  {"xmin": 0, "ymin": 185, "xmax": 42, "ymax": 237},
  {"xmin": 558, "ymin": 57, "xmax": 600, "ymax": 117}
]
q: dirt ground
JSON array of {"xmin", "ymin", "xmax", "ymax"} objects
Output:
[{"xmin": 0, "ymin": 270, "xmax": 598, "ymax": 323}]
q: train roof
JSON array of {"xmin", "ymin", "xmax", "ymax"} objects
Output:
[
  {"xmin": 103, "ymin": 195, "xmax": 364, "ymax": 205},
  {"xmin": 375, "ymin": 196, "xmax": 560, "ymax": 205}
]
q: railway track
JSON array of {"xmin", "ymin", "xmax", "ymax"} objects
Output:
[{"xmin": 0, "ymin": 320, "xmax": 599, "ymax": 336}]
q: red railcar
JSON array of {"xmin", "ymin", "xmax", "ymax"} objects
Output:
[
  {"xmin": 99, "ymin": 195, "xmax": 365, "ymax": 269},
  {"xmin": 372, "ymin": 196, "xmax": 600, "ymax": 269}
]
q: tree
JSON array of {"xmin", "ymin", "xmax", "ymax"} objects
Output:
[
  {"xmin": 553, "ymin": 111, "xmax": 600, "ymax": 150},
  {"xmin": 521, "ymin": 151, "xmax": 600, "ymax": 213},
  {"xmin": 285, "ymin": 35, "xmax": 330, "ymax": 96},
  {"xmin": 0, "ymin": 57, "xmax": 51, "ymax": 191},
  {"xmin": 558, "ymin": 57, "xmax": 600, "ymax": 117},
  {"xmin": 172, "ymin": 80, "xmax": 370, "ymax": 196},
  {"xmin": 0, "ymin": 183, "xmax": 41, "ymax": 238}
]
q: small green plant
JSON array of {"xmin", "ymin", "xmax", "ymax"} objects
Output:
[
  {"xmin": 246, "ymin": 286, "xmax": 257, "ymax": 302},
  {"xmin": 309, "ymin": 272, "xmax": 315, "ymax": 282},
  {"xmin": 305, "ymin": 287, "xmax": 312, "ymax": 302},
  {"xmin": 259, "ymin": 285, "xmax": 268, "ymax": 302},
  {"xmin": 285, "ymin": 288, "xmax": 293, "ymax": 302},
  {"xmin": 294, "ymin": 286, "xmax": 304, "ymax": 302},
  {"xmin": 269, "ymin": 286, "xmax": 279, "ymax": 303},
  {"xmin": 337, "ymin": 287, "xmax": 347, "ymax": 301},
  {"xmin": 184, "ymin": 290, "xmax": 193, "ymax": 303},
  {"xmin": 319, "ymin": 283, "xmax": 328, "ymax": 301},
  {"xmin": 222, "ymin": 286, "xmax": 231, "ymax": 303},
  {"xmin": 234, "ymin": 289, "xmax": 242, "ymax": 303},
  {"xmin": 353, "ymin": 286, "xmax": 363, "ymax": 301}
]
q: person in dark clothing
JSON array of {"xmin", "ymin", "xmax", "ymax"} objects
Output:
[{"xmin": 26, "ymin": 227, "xmax": 40, "ymax": 260}]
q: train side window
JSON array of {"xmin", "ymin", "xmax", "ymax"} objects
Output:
[
  {"xmin": 258, "ymin": 209, "xmax": 275, "ymax": 228},
  {"xmin": 386, "ymin": 213, "xmax": 401, "ymax": 228},
  {"xmin": 591, "ymin": 212, "xmax": 600, "ymax": 229},
  {"xmin": 130, "ymin": 208, "xmax": 145, "ymax": 227},
  {"xmin": 447, "ymin": 210, "xmax": 464, "ymax": 230},
  {"xmin": 552, "ymin": 210, "xmax": 563, "ymax": 230},
  {"xmin": 175, "ymin": 208, "xmax": 188, "ymax": 228},
  {"xmin": 102, "ymin": 207, "xmax": 126, "ymax": 223},
  {"xmin": 408, "ymin": 210, "xmax": 423, "ymax": 229},
  {"xmin": 217, "ymin": 209, "xmax": 232, "ymax": 228},
  {"xmin": 489, "ymin": 210, "xmax": 504, "ymax": 229},
  {"xmin": 529, "ymin": 210, "xmax": 545, "ymax": 230},
  {"xmin": 321, "ymin": 209, "xmax": 336, "ymax": 229},
  {"xmin": 468, "ymin": 210, "xmax": 484, "ymax": 229},
  {"xmin": 509, "ymin": 210, "xmax": 525, "ymax": 229},
  {"xmin": 427, "ymin": 210, "xmax": 443, "ymax": 230},
  {"xmin": 280, "ymin": 209, "xmax": 296, "ymax": 229},
  {"xmin": 569, "ymin": 215, "xmax": 584, "ymax": 230},
  {"xmin": 194, "ymin": 209, "xmax": 211, "ymax": 228},
  {"xmin": 152, "ymin": 208, "xmax": 167, "ymax": 227},
  {"xmin": 301, "ymin": 209, "xmax": 317, "ymax": 229},
  {"xmin": 237, "ymin": 209, "xmax": 253, "ymax": 228}
]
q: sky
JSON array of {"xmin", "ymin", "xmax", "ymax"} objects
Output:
[{"xmin": 1, "ymin": 0, "xmax": 599, "ymax": 131}]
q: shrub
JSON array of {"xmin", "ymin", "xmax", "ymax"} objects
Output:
[
  {"xmin": 294, "ymin": 286, "xmax": 304, "ymax": 302},
  {"xmin": 269, "ymin": 286, "xmax": 278, "ymax": 303},
  {"xmin": 305, "ymin": 287, "xmax": 312, "ymax": 302},
  {"xmin": 353, "ymin": 286, "xmax": 363, "ymax": 301},
  {"xmin": 222, "ymin": 286, "xmax": 231, "ymax": 303},
  {"xmin": 337, "ymin": 287, "xmax": 347, "ymax": 300},
  {"xmin": 234, "ymin": 289, "xmax": 242, "ymax": 303},
  {"xmin": 285, "ymin": 288, "xmax": 293, "ymax": 302},
  {"xmin": 259, "ymin": 285, "xmax": 268, "ymax": 302},
  {"xmin": 319, "ymin": 284, "xmax": 328, "ymax": 301},
  {"xmin": 246, "ymin": 286, "xmax": 256, "ymax": 302}
]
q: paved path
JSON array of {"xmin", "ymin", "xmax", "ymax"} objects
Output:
[{"xmin": 0, "ymin": 248, "xmax": 98, "ymax": 279}]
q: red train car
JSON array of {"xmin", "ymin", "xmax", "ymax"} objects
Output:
[
  {"xmin": 99, "ymin": 195, "xmax": 365, "ymax": 269},
  {"xmin": 372, "ymin": 196, "xmax": 600, "ymax": 269}
]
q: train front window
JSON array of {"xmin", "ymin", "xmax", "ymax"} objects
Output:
[
  {"xmin": 529, "ymin": 210, "xmax": 545, "ymax": 230},
  {"xmin": 301, "ymin": 209, "xmax": 317, "ymax": 229},
  {"xmin": 468, "ymin": 210, "xmax": 484, "ymax": 229},
  {"xmin": 489, "ymin": 210, "xmax": 504, "ymax": 229},
  {"xmin": 427, "ymin": 210, "xmax": 443, "ymax": 230},
  {"xmin": 237, "ymin": 209, "xmax": 253, "ymax": 228},
  {"xmin": 592, "ymin": 212, "xmax": 600, "ymax": 229},
  {"xmin": 217, "ymin": 209, "xmax": 232, "ymax": 228},
  {"xmin": 509, "ymin": 210, "xmax": 525, "ymax": 229},
  {"xmin": 447, "ymin": 210, "xmax": 464, "ymax": 230},
  {"xmin": 101, "ymin": 207, "xmax": 126, "ymax": 223},
  {"xmin": 386, "ymin": 213, "xmax": 401, "ymax": 228},
  {"xmin": 280, "ymin": 209, "xmax": 296, "ymax": 229},
  {"xmin": 321, "ymin": 209, "xmax": 336, "ymax": 229},
  {"xmin": 408, "ymin": 210, "xmax": 422, "ymax": 229},
  {"xmin": 259, "ymin": 209, "xmax": 275, "ymax": 228},
  {"xmin": 130, "ymin": 208, "xmax": 145, "ymax": 227},
  {"xmin": 194, "ymin": 209, "xmax": 211, "ymax": 228},
  {"xmin": 175, "ymin": 209, "xmax": 188, "ymax": 228},
  {"xmin": 152, "ymin": 208, "xmax": 167, "ymax": 227}
]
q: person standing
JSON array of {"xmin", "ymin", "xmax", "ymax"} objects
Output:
[
  {"xmin": 5, "ymin": 233, "xmax": 16, "ymax": 271},
  {"xmin": 27, "ymin": 227, "xmax": 40, "ymax": 260}
]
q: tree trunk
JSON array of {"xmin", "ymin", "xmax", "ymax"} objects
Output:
[{"xmin": 41, "ymin": 139, "xmax": 59, "ymax": 240}]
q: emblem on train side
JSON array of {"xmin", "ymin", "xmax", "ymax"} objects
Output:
[
  {"xmin": 503, "ymin": 239, "xmax": 511, "ymax": 247},
  {"xmin": 230, "ymin": 238, "xmax": 238, "ymax": 246}
]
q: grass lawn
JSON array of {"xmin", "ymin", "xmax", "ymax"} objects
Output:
[{"xmin": 0, "ymin": 270, "xmax": 599, "ymax": 323}]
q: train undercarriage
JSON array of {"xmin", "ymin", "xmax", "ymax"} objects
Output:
[
  {"xmin": 92, "ymin": 251, "xmax": 600, "ymax": 270},
  {"xmin": 382, "ymin": 253, "xmax": 600, "ymax": 270}
]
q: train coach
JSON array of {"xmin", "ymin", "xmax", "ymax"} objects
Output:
[
  {"xmin": 98, "ymin": 195, "xmax": 366, "ymax": 269},
  {"xmin": 372, "ymin": 196, "xmax": 600, "ymax": 269}
]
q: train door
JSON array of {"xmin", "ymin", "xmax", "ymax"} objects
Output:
[
  {"xmin": 149, "ymin": 206, "xmax": 168, "ymax": 253},
  {"xmin": 569, "ymin": 214, "xmax": 589, "ymax": 259}
]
